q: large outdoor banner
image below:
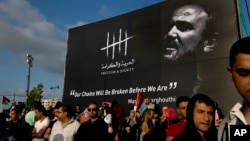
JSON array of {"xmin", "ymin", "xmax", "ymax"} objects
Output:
[{"xmin": 63, "ymin": 0, "xmax": 240, "ymax": 113}]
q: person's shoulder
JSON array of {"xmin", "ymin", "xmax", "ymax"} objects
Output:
[
  {"xmin": 69, "ymin": 119, "xmax": 80, "ymax": 130},
  {"xmin": 39, "ymin": 117, "xmax": 50, "ymax": 126},
  {"xmin": 167, "ymin": 123, "xmax": 176, "ymax": 131},
  {"xmin": 80, "ymin": 119, "xmax": 90, "ymax": 126},
  {"xmin": 51, "ymin": 119, "xmax": 57, "ymax": 124},
  {"xmin": 169, "ymin": 121, "xmax": 179, "ymax": 127},
  {"xmin": 168, "ymin": 120, "xmax": 182, "ymax": 130},
  {"xmin": 223, "ymin": 101, "xmax": 244, "ymax": 123},
  {"xmin": 77, "ymin": 119, "xmax": 91, "ymax": 131},
  {"xmin": 172, "ymin": 131, "xmax": 187, "ymax": 141},
  {"xmin": 44, "ymin": 117, "xmax": 50, "ymax": 123},
  {"xmin": 72, "ymin": 119, "xmax": 80, "ymax": 125},
  {"xmin": 34, "ymin": 119, "xmax": 40, "ymax": 126},
  {"xmin": 52, "ymin": 120, "xmax": 60, "ymax": 126},
  {"xmin": 18, "ymin": 118, "xmax": 28, "ymax": 126}
]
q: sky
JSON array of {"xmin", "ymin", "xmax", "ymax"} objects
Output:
[
  {"xmin": 0, "ymin": 0, "xmax": 249, "ymax": 109},
  {"xmin": 0, "ymin": 0, "xmax": 165, "ymax": 107}
]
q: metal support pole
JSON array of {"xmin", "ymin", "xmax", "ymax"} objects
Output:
[
  {"xmin": 26, "ymin": 54, "xmax": 33, "ymax": 107},
  {"xmin": 26, "ymin": 65, "xmax": 31, "ymax": 99}
]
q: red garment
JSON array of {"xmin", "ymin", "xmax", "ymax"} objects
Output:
[
  {"xmin": 80, "ymin": 115, "xmax": 90, "ymax": 124},
  {"xmin": 167, "ymin": 107, "xmax": 177, "ymax": 122},
  {"xmin": 167, "ymin": 119, "xmax": 186, "ymax": 137},
  {"xmin": 113, "ymin": 104, "xmax": 124, "ymax": 125},
  {"xmin": 161, "ymin": 107, "xmax": 177, "ymax": 122}
]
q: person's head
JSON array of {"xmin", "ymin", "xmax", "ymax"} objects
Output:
[
  {"xmin": 54, "ymin": 101, "xmax": 63, "ymax": 113},
  {"xmin": 162, "ymin": 106, "xmax": 169, "ymax": 115},
  {"xmin": 35, "ymin": 104, "xmax": 47, "ymax": 120},
  {"xmin": 185, "ymin": 94, "xmax": 216, "ymax": 137},
  {"xmin": 12, "ymin": 101, "xmax": 16, "ymax": 106},
  {"xmin": 163, "ymin": 4, "xmax": 217, "ymax": 60},
  {"xmin": 135, "ymin": 111, "xmax": 140, "ymax": 118},
  {"xmin": 56, "ymin": 105, "xmax": 75, "ymax": 121},
  {"xmin": 112, "ymin": 100, "xmax": 118, "ymax": 106},
  {"xmin": 10, "ymin": 107, "xmax": 20, "ymax": 121},
  {"xmin": 161, "ymin": 106, "xmax": 169, "ymax": 119},
  {"xmin": 144, "ymin": 97, "xmax": 151, "ymax": 105},
  {"xmin": 176, "ymin": 96, "xmax": 190, "ymax": 119},
  {"xmin": 87, "ymin": 102, "xmax": 99, "ymax": 119},
  {"xmin": 129, "ymin": 110, "xmax": 136, "ymax": 118},
  {"xmin": 75, "ymin": 104, "xmax": 81, "ymax": 111},
  {"xmin": 227, "ymin": 37, "xmax": 250, "ymax": 104}
]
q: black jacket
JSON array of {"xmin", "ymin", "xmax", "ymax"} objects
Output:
[
  {"xmin": 73, "ymin": 117, "xmax": 109, "ymax": 141},
  {"xmin": 172, "ymin": 129, "xmax": 218, "ymax": 141}
]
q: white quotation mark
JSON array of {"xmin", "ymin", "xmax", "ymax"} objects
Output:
[{"xmin": 169, "ymin": 82, "xmax": 177, "ymax": 89}]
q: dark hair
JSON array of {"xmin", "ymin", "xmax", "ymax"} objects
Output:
[
  {"xmin": 184, "ymin": 94, "xmax": 217, "ymax": 140},
  {"xmin": 229, "ymin": 36, "xmax": 250, "ymax": 67},
  {"xmin": 61, "ymin": 105, "xmax": 75, "ymax": 118},
  {"xmin": 112, "ymin": 100, "xmax": 118, "ymax": 106},
  {"xmin": 88, "ymin": 102, "xmax": 99, "ymax": 109},
  {"xmin": 35, "ymin": 104, "xmax": 47, "ymax": 116},
  {"xmin": 104, "ymin": 106, "xmax": 113, "ymax": 114},
  {"xmin": 214, "ymin": 101, "xmax": 219, "ymax": 109},
  {"xmin": 176, "ymin": 96, "xmax": 190, "ymax": 108},
  {"xmin": 54, "ymin": 101, "xmax": 63, "ymax": 109},
  {"xmin": 11, "ymin": 107, "xmax": 21, "ymax": 114}
]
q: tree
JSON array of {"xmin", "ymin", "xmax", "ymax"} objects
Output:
[{"xmin": 26, "ymin": 83, "xmax": 44, "ymax": 109}]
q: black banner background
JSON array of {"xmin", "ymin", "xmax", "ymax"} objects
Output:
[{"xmin": 64, "ymin": 0, "xmax": 239, "ymax": 113}]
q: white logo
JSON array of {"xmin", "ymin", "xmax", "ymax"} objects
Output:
[{"xmin": 101, "ymin": 28, "xmax": 134, "ymax": 59}]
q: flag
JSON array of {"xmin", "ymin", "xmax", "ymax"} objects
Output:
[
  {"xmin": 135, "ymin": 91, "xmax": 147, "ymax": 118},
  {"xmin": 2, "ymin": 96, "xmax": 10, "ymax": 105},
  {"xmin": 135, "ymin": 91, "xmax": 143, "ymax": 109}
]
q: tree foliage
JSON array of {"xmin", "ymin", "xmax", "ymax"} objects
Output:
[{"xmin": 26, "ymin": 83, "xmax": 44, "ymax": 109}]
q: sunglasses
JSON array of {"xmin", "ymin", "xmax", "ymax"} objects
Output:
[{"xmin": 87, "ymin": 108, "xmax": 98, "ymax": 112}]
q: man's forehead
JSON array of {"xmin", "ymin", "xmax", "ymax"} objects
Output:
[
  {"xmin": 89, "ymin": 104, "xmax": 97, "ymax": 108},
  {"xmin": 179, "ymin": 101, "xmax": 188, "ymax": 106},
  {"xmin": 173, "ymin": 5, "xmax": 205, "ymax": 18},
  {"xmin": 194, "ymin": 101, "xmax": 213, "ymax": 108}
]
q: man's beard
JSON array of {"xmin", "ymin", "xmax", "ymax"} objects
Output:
[
  {"xmin": 91, "ymin": 114, "xmax": 98, "ymax": 119},
  {"xmin": 163, "ymin": 37, "xmax": 181, "ymax": 61}
]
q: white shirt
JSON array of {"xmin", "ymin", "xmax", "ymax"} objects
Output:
[
  {"xmin": 49, "ymin": 118, "xmax": 80, "ymax": 141},
  {"xmin": 104, "ymin": 113, "xmax": 112, "ymax": 124},
  {"xmin": 32, "ymin": 117, "xmax": 50, "ymax": 141}
]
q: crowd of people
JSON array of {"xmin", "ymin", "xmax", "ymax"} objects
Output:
[
  {"xmin": 0, "ymin": 93, "xmax": 225, "ymax": 141},
  {"xmin": 0, "ymin": 94, "xmax": 214, "ymax": 141}
]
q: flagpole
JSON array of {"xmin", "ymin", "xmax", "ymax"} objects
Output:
[{"xmin": 0, "ymin": 96, "xmax": 3, "ymax": 113}]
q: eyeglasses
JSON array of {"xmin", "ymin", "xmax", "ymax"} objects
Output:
[{"xmin": 87, "ymin": 108, "xmax": 98, "ymax": 112}]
